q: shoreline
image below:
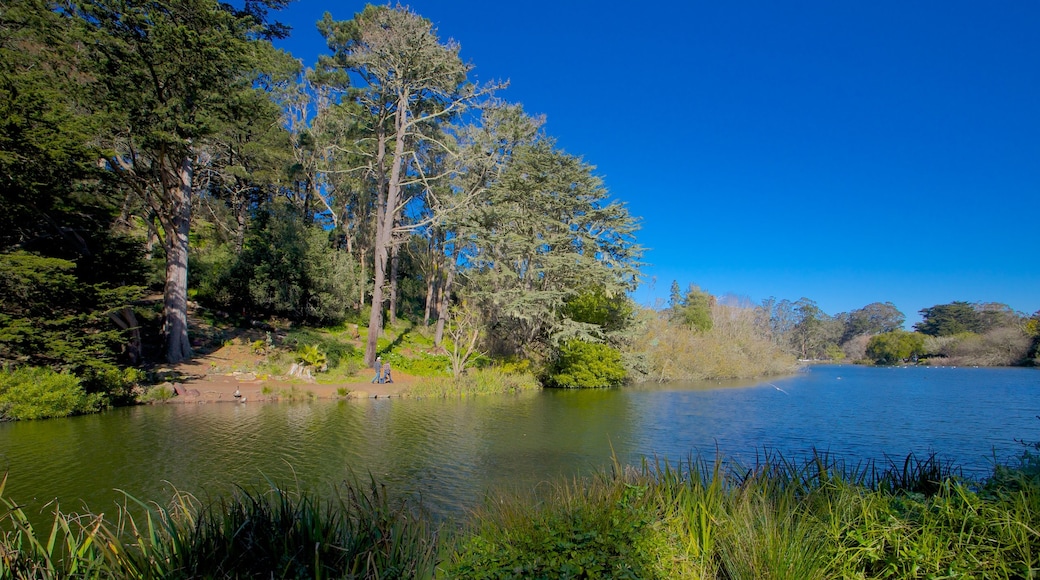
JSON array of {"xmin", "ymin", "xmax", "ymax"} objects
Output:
[{"xmin": 162, "ymin": 369, "xmax": 413, "ymax": 404}]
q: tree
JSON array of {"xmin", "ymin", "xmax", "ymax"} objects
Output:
[
  {"xmin": 73, "ymin": 0, "xmax": 285, "ymax": 362},
  {"xmin": 671, "ymin": 284, "xmax": 714, "ymax": 332},
  {"xmin": 446, "ymin": 298, "xmax": 483, "ymax": 379},
  {"xmin": 317, "ymin": 4, "xmax": 490, "ymax": 366},
  {"xmin": 915, "ymin": 302, "xmax": 982, "ymax": 337},
  {"xmin": 790, "ymin": 298, "xmax": 842, "ymax": 360},
  {"xmin": 842, "ymin": 302, "xmax": 905, "ymax": 343},
  {"xmin": 0, "ymin": 0, "xmax": 98, "ymax": 253},
  {"xmin": 429, "ymin": 102, "xmax": 540, "ymax": 347},
  {"xmin": 464, "ymin": 138, "xmax": 642, "ymax": 358},
  {"xmin": 1, "ymin": 0, "xmax": 148, "ymax": 379},
  {"xmin": 866, "ymin": 330, "xmax": 925, "ymax": 365}
]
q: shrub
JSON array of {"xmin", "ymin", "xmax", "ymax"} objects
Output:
[
  {"xmin": 546, "ymin": 340, "xmax": 627, "ymax": 388},
  {"xmin": 445, "ymin": 474, "xmax": 666, "ymax": 579},
  {"xmin": 866, "ymin": 330, "xmax": 925, "ymax": 364},
  {"xmin": 409, "ymin": 367, "xmax": 541, "ymax": 398},
  {"xmin": 630, "ymin": 305, "xmax": 797, "ymax": 381},
  {"xmin": 139, "ymin": 383, "xmax": 175, "ymax": 403},
  {"xmin": 0, "ymin": 366, "xmax": 105, "ymax": 420}
]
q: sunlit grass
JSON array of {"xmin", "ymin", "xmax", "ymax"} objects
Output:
[
  {"xmin": 409, "ymin": 368, "xmax": 540, "ymax": 398},
  {"xmin": 5, "ymin": 451, "xmax": 1039, "ymax": 578}
]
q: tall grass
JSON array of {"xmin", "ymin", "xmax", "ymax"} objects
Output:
[
  {"xmin": 4, "ymin": 451, "xmax": 1039, "ymax": 578},
  {"xmin": 409, "ymin": 368, "xmax": 540, "ymax": 398},
  {"xmin": 0, "ymin": 475, "xmax": 438, "ymax": 579},
  {"xmin": 444, "ymin": 451, "xmax": 1040, "ymax": 579}
]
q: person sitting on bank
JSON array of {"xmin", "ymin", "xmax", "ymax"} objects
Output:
[
  {"xmin": 371, "ymin": 356, "xmax": 382, "ymax": 383},
  {"xmin": 382, "ymin": 362, "xmax": 393, "ymax": 384}
]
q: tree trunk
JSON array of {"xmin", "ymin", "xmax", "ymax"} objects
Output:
[
  {"xmin": 233, "ymin": 188, "xmax": 247, "ymax": 254},
  {"xmin": 163, "ymin": 156, "xmax": 194, "ymax": 363},
  {"xmin": 365, "ymin": 231, "xmax": 388, "ymax": 365},
  {"xmin": 388, "ymin": 241, "xmax": 399, "ymax": 326},
  {"xmin": 423, "ymin": 267, "xmax": 436, "ymax": 326},
  {"xmin": 434, "ymin": 251, "xmax": 458, "ymax": 347},
  {"xmin": 357, "ymin": 247, "xmax": 366, "ymax": 311},
  {"xmin": 365, "ymin": 93, "xmax": 408, "ymax": 366}
]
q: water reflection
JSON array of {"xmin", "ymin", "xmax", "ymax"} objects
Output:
[{"xmin": 1, "ymin": 366, "xmax": 1037, "ymax": 521}]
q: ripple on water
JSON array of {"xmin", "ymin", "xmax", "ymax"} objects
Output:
[{"xmin": 1, "ymin": 366, "xmax": 1037, "ymax": 521}]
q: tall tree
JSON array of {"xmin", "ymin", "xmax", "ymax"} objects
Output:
[
  {"xmin": 72, "ymin": 0, "xmax": 286, "ymax": 362},
  {"xmin": 841, "ymin": 301, "xmax": 905, "ymax": 343},
  {"xmin": 465, "ymin": 138, "xmax": 642, "ymax": 358},
  {"xmin": 317, "ymin": 4, "xmax": 491, "ymax": 365},
  {"xmin": 915, "ymin": 301, "xmax": 982, "ymax": 336},
  {"xmin": 0, "ymin": 0, "xmax": 97, "ymax": 253},
  {"xmin": 430, "ymin": 102, "xmax": 540, "ymax": 346}
]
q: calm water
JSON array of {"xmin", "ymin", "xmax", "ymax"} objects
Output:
[{"xmin": 1, "ymin": 365, "xmax": 1038, "ymax": 519}]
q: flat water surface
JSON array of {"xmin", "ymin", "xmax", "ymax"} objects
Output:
[{"xmin": 1, "ymin": 365, "xmax": 1038, "ymax": 519}]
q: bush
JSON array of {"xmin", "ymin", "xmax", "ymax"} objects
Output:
[
  {"xmin": 546, "ymin": 340, "xmax": 627, "ymax": 388},
  {"xmin": 445, "ymin": 474, "xmax": 666, "ymax": 579},
  {"xmin": 0, "ymin": 366, "xmax": 105, "ymax": 420},
  {"xmin": 409, "ymin": 367, "xmax": 541, "ymax": 398},
  {"xmin": 866, "ymin": 330, "xmax": 925, "ymax": 364},
  {"xmin": 631, "ymin": 305, "xmax": 797, "ymax": 381}
]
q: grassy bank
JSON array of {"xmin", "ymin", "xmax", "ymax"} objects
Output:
[{"xmin": 4, "ymin": 449, "xmax": 1039, "ymax": 579}]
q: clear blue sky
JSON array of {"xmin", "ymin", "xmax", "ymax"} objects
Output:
[{"xmin": 273, "ymin": 1, "xmax": 1039, "ymax": 324}]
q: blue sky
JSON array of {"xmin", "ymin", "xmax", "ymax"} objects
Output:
[{"xmin": 273, "ymin": 1, "xmax": 1039, "ymax": 324}]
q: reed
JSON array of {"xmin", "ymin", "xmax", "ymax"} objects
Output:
[
  {"xmin": 1, "ymin": 475, "xmax": 438, "ymax": 579},
  {"xmin": 409, "ymin": 368, "xmax": 540, "ymax": 398},
  {"xmin": 3, "ymin": 451, "xmax": 1039, "ymax": 578}
]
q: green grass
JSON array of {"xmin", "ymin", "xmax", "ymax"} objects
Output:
[
  {"xmin": 409, "ymin": 368, "xmax": 541, "ymax": 398},
  {"xmin": 0, "ymin": 475, "xmax": 438, "ymax": 580},
  {"xmin": 5, "ymin": 451, "xmax": 1039, "ymax": 578}
]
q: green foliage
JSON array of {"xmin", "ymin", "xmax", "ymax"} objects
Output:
[
  {"xmin": 866, "ymin": 330, "xmax": 926, "ymax": 364},
  {"xmin": 824, "ymin": 343, "xmax": 846, "ymax": 360},
  {"xmin": 670, "ymin": 283, "xmax": 714, "ymax": 332},
  {"xmin": 409, "ymin": 367, "xmax": 540, "ymax": 398},
  {"xmin": 633, "ymin": 305, "xmax": 797, "ymax": 381},
  {"xmin": 915, "ymin": 301, "xmax": 983, "ymax": 336},
  {"xmin": 286, "ymin": 328, "xmax": 359, "ymax": 372},
  {"xmin": 445, "ymin": 475, "xmax": 665, "ymax": 579},
  {"xmin": 293, "ymin": 344, "xmax": 327, "ymax": 370},
  {"xmin": 563, "ymin": 286, "xmax": 633, "ymax": 334},
  {"xmin": 0, "ymin": 366, "xmax": 105, "ymax": 420},
  {"xmin": 463, "ymin": 137, "xmax": 642, "ymax": 358},
  {"xmin": 0, "ymin": 477, "xmax": 438, "ymax": 579},
  {"xmin": 0, "ymin": 252, "xmax": 143, "ymax": 393},
  {"xmin": 842, "ymin": 301, "xmax": 905, "ymax": 343},
  {"xmin": 196, "ymin": 204, "xmax": 361, "ymax": 325},
  {"xmin": 382, "ymin": 351, "xmax": 451, "ymax": 378},
  {"xmin": 138, "ymin": 383, "xmax": 175, "ymax": 404},
  {"xmin": 4, "ymin": 450, "xmax": 1040, "ymax": 578},
  {"xmin": 0, "ymin": 0, "xmax": 102, "ymax": 253},
  {"xmin": 546, "ymin": 340, "xmax": 627, "ymax": 388}
]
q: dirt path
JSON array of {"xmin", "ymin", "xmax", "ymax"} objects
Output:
[{"xmin": 159, "ymin": 342, "xmax": 416, "ymax": 404}]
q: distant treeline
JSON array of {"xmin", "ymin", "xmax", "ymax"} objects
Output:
[{"xmin": 635, "ymin": 284, "xmax": 1039, "ymax": 380}]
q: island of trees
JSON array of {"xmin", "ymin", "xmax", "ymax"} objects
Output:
[{"xmin": 2, "ymin": 0, "xmax": 1038, "ymax": 421}]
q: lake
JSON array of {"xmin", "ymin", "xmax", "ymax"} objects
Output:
[{"xmin": 1, "ymin": 365, "xmax": 1037, "ymax": 520}]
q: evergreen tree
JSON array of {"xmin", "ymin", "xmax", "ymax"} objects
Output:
[{"xmin": 72, "ymin": 0, "xmax": 287, "ymax": 362}]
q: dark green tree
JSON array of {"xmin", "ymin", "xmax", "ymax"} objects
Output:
[
  {"xmin": 465, "ymin": 138, "xmax": 642, "ymax": 358},
  {"xmin": 72, "ymin": 0, "xmax": 287, "ymax": 362},
  {"xmin": 1, "ymin": 0, "xmax": 147, "ymax": 381},
  {"xmin": 914, "ymin": 302, "xmax": 982, "ymax": 336}
]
